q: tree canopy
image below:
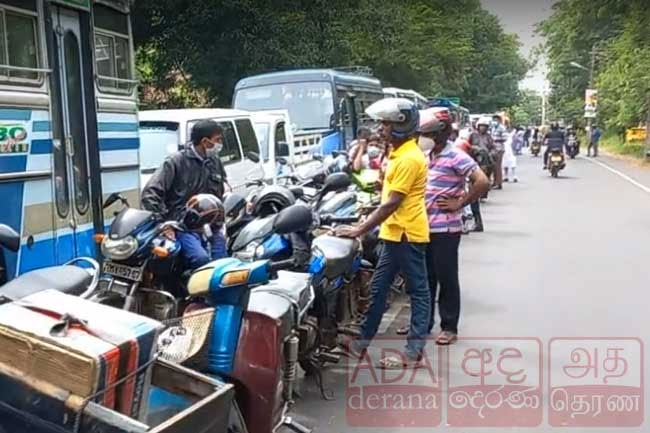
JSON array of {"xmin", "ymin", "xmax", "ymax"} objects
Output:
[
  {"xmin": 538, "ymin": 0, "xmax": 650, "ymax": 133},
  {"xmin": 132, "ymin": 0, "xmax": 528, "ymax": 113}
]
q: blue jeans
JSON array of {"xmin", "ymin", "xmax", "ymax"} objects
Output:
[
  {"xmin": 177, "ymin": 229, "xmax": 227, "ymax": 271},
  {"xmin": 355, "ymin": 240, "xmax": 430, "ymax": 359}
]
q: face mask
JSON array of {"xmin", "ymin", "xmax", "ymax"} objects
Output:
[
  {"xmin": 205, "ymin": 141, "xmax": 222, "ymax": 158},
  {"xmin": 367, "ymin": 146, "xmax": 381, "ymax": 159},
  {"xmin": 418, "ymin": 136, "xmax": 435, "ymax": 152}
]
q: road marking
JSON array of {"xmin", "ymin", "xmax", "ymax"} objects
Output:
[{"xmin": 581, "ymin": 155, "xmax": 650, "ymax": 194}]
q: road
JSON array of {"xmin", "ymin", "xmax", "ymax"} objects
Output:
[{"xmin": 288, "ymin": 150, "xmax": 650, "ymax": 433}]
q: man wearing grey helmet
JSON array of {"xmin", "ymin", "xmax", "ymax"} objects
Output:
[{"xmin": 337, "ymin": 98, "xmax": 430, "ymax": 369}]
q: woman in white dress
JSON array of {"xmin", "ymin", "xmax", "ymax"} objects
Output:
[{"xmin": 503, "ymin": 128, "xmax": 518, "ymax": 182}]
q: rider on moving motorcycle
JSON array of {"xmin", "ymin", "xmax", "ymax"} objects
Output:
[{"xmin": 543, "ymin": 122, "xmax": 565, "ymax": 169}]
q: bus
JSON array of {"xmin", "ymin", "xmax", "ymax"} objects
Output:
[
  {"xmin": 427, "ymin": 97, "xmax": 471, "ymax": 127},
  {"xmin": 383, "ymin": 87, "xmax": 428, "ymax": 109},
  {"xmin": 233, "ymin": 67, "xmax": 384, "ymax": 157},
  {"xmin": 0, "ymin": 0, "xmax": 139, "ymax": 279}
]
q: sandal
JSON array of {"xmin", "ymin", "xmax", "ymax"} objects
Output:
[
  {"xmin": 377, "ymin": 355, "xmax": 423, "ymax": 370},
  {"xmin": 435, "ymin": 331, "xmax": 458, "ymax": 345},
  {"xmin": 396, "ymin": 324, "xmax": 409, "ymax": 335}
]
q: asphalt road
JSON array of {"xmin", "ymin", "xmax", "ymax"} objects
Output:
[{"xmin": 288, "ymin": 150, "xmax": 650, "ymax": 433}]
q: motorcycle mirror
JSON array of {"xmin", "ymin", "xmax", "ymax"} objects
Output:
[
  {"xmin": 103, "ymin": 192, "xmax": 121, "ymax": 209},
  {"xmin": 312, "ymin": 153, "xmax": 324, "ymax": 162},
  {"xmin": 246, "ymin": 151, "xmax": 260, "ymax": 163},
  {"xmin": 277, "ymin": 157, "xmax": 288, "ymax": 166},
  {"xmin": 273, "ymin": 204, "xmax": 313, "ymax": 234},
  {"xmin": 0, "ymin": 224, "xmax": 20, "ymax": 252},
  {"xmin": 322, "ymin": 172, "xmax": 351, "ymax": 194}
]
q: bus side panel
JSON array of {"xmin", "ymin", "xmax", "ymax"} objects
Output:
[
  {"xmin": 97, "ymin": 111, "xmax": 141, "ymax": 232},
  {"xmin": 0, "ymin": 108, "xmax": 56, "ymax": 277}
]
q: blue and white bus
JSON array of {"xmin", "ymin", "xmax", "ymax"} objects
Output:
[
  {"xmin": 232, "ymin": 67, "xmax": 384, "ymax": 157},
  {"xmin": 0, "ymin": 0, "xmax": 139, "ymax": 279}
]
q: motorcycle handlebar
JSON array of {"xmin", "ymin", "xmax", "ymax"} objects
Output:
[
  {"xmin": 320, "ymin": 214, "xmax": 359, "ymax": 226},
  {"xmin": 268, "ymin": 258, "xmax": 296, "ymax": 273}
]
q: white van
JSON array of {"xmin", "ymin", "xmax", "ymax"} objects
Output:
[
  {"xmin": 249, "ymin": 110, "xmax": 294, "ymax": 178},
  {"xmin": 138, "ymin": 109, "xmax": 263, "ymax": 192}
]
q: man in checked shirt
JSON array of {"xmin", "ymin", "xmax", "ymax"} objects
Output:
[{"xmin": 419, "ymin": 108, "xmax": 490, "ymax": 345}]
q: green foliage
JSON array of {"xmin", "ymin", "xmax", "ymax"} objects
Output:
[
  {"xmin": 131, "ymin": 0, "xmax": 528, "ymax": 112},
  {"xmin": 539, "ymin": 0, "xmax": 650, "ymax": 132},
  {"xmin": 510, "ymin": 90, "xmax": 543, "ymax": 126}
]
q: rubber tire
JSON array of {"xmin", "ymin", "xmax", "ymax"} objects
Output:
[
  {"xmin": 300, "ymin": 359, "xmax": 319, "ymax": 377},
  {"xmin": 228, "ymin": 400, "xmax": 249, "ymax": 433}
]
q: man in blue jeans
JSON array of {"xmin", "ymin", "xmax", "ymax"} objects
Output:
[{"xmin": 337, "ymin": 98, "xmax": 430, "ymax": 369}]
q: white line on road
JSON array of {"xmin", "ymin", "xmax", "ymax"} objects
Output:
[{"xmin": 581, "ymin": 155, "xmax": 650, "ymax": 194}]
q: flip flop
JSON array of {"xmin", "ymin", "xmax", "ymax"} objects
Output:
[
  {"xmin": 377, "ymin": 355, "xmax": 423, "ymax": 370},
  {"xmin": 435, "ymin": 331, "xmax": 458, "ymax": 345}
]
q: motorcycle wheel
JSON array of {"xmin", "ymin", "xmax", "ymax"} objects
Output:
[{"xmin": 551, "ymin": 168, "xmax": 559, "ymax": 178}]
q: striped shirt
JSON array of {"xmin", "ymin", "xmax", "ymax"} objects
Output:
[{"xmin": 425, "ymin": 144, "xmax": 478, "ymax": 233}]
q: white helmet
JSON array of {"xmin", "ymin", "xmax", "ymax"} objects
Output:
[
  {"xmin": 477, "ymin": 116, "xmax": 492, "ymax": 127},
  {"xmin": 366, "ymin": 98, "xmax": 419, "ymax": 140}
]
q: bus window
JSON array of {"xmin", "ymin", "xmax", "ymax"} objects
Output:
[
  {"xmin": 234, "ymin": 118, "xmax": 259, "ymax": 158},
  {"xmin": 234, "ymin": 82, "xmax": 334, "ymax": 131},
  {"xmin": 0, "ymin": 5, "xmax": 40, "ymax": 83},
  {"xmin": 93, "ymin": 4, "xmax": 133, "ymax": 93}
]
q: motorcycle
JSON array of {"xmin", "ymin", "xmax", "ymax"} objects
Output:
[
  {"xmin": 93, "ymin": 193, "xmax": 184, "ymax": 321},
  {"xmin": 0, "ymin": 225, "xmax": 99, "ymax": 303},
  {"xmin": 531, "ymin": 140, "xmax": 541, "ymax": 157},
  {"xmin": 548, "ymin": 149, "xmax": 566, "ymax": 178},
  {"xmin": 566, "ymin": 137, "xmax": 579, "ymax": 159},
  {"xmin": 159, "ymin": 204, "xmax": 320, "ymax": 433}
]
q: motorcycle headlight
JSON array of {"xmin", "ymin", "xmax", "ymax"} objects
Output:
[
  {"xmin": 255, "ymin": 243, "xmax": 265, "ymax": 259},
  {"xmin": 101, "ymin": 236, "xmax": 138, "ymax": 260}
]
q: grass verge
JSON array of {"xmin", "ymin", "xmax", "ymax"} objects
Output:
[{"xmin": 600, "ymin": 135, "xmax": 647, "ymax": 160}]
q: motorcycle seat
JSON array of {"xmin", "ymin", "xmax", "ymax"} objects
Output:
[
  {"xmin": 250, "ymin": 271, "xmax": 312, "ymax": 313},
  {"xmin": 0, "ymin": 265, "xmax": 92, "ymax": 303},
  {"xmin": 313, "ymin": 235, "xmax": 359, "ymax": 279}
]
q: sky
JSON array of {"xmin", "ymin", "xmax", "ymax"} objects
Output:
[{"xmin": 480, "ymin": 0, "xmax": 555, "ymax": 94}]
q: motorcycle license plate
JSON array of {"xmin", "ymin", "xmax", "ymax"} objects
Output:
[
  {"xmin": 551, "ymin": 156, "xmax": 562, "ymax": 162},
  {"xmin": 103, "ymin": 261, "xmax": 143, "ymax": 282}
]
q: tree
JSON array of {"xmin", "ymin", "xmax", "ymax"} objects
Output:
[{"xmin": 131, "ymin": 0, "xmax": 529, "ymax": 112}]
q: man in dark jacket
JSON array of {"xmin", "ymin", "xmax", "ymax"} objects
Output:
[
  {"xmin": 543, "ymin": 123, "xmax": 565, "ymax": 169},
  {"xmin": 142, "ymin": 119, "xmax": 229, "ymax": 265}
]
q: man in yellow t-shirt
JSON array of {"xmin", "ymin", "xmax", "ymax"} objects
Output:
[{"xmin": 337, "ymin": 98, "xmax": 430, "ymax": 369}]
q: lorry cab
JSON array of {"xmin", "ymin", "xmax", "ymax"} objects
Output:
[
  {"xmin": 138, "ymin": 108, "xmax": 263, "ymax": 192},
  {"xmin": 249, "ymin": 110, "xmax": 295, "ymax": 179}
]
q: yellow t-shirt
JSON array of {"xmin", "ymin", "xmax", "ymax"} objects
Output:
[{"xmin": 378, "ymin": 139, "xmax": 429, "ymax": 243}]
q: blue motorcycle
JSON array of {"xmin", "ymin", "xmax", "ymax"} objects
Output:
[
  {"xmin": 93, "ymin": 193, "xmax": 183, "ymax": 320},
  {"xmin": 159, "ymin": 204, "xmax": 318, "ymax": 433}
]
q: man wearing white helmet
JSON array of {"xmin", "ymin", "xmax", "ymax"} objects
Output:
[{"xmin": 337, "ymin": 97, "xmax": 430, "ymax": 368}]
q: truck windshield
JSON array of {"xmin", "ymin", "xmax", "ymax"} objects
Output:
[{"xmin": 234, "ymin": 81, "xmax": 334, "ymax": 132}]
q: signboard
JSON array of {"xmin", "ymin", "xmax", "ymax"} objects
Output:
[
  {"xmin": 584, "ymin": 89, "xmax": 598, "ymax": 118},
  {"xmin": 52, "ymin": 0, "xmax": 90, "ymax": 10},
  {"xmin": 0, "ymin": 123, "xmax": 29, "ymax": 155}
]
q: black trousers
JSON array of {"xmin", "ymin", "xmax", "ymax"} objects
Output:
[{"xmin": 427, "ymin": 233, "xmax": 461, "ymax": 334}]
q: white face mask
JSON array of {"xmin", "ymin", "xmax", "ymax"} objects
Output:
[
  {"xmin": 418, "ymin": 136, "xmax": 435, "ymax": 152},
  {"xmin": 206, "ymin": 141, "xmax": 222, "ymax": 158}
]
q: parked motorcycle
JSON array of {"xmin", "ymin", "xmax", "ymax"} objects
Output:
[
  {"xmin": 159, "ymin": 204, "xmax": 318, "ymax": 433},
  {"xmin": 0, "ymin": 225, "xmax": 99, "ymax": 303},
  {"xmin": 531, "ymin": 140, "xmax": 541, "ymax": 157},
  {"xmin": 548, "ymin": 149, "xmax": 566, "ymax": 178},
  {"xmin": 93, "ymin": 193, "xmax": 184, "ymax": 320}
]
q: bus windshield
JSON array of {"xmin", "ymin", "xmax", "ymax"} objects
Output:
[{"xmin": 234, "ymin": 81, "xmax": 334, "ymax": 131}]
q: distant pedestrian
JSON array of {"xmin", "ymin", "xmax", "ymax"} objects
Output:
[
  {"xmin": 490, "ymin": 114, "xmax": 507, "ymax": 189},
  {"xmin": 503, "ymin": 129, "xmax": 518, "ymax": 183},
  {"xmin": 588, "ymin": 125, "xmax": 602, "ymax": 157}
]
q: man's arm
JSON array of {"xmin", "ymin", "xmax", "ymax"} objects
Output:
[
  {"xmin": 438, "ymin": 167, "xmax": 489, "ymax": 212},
  {"xmin": 141, "ymin": 157, "xmax": 176, "ymax": 219},
  {"xmin": 337, "ymin": 191, "xmax": 405, "ymax": 238}
]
